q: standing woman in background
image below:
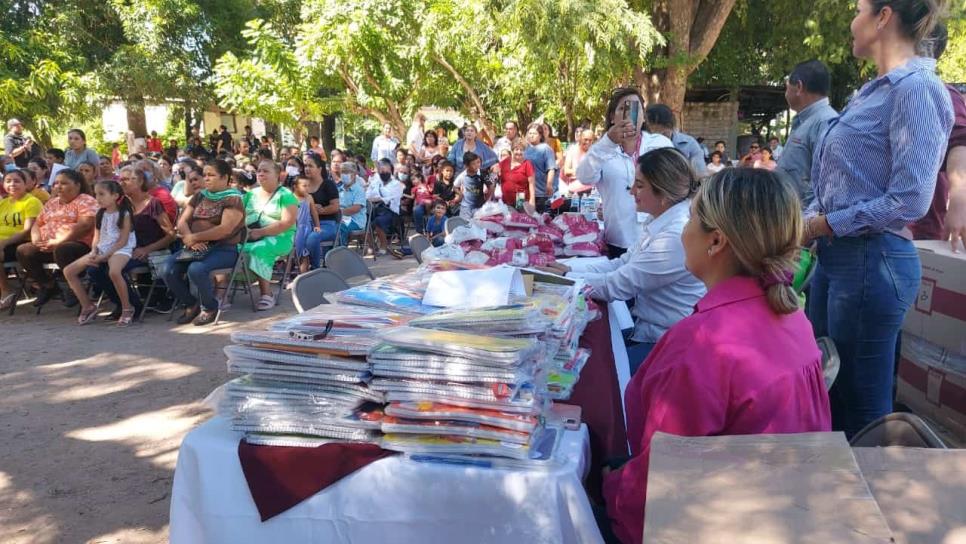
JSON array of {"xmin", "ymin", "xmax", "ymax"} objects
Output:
[
  {"xmin": 64, "ymin": 129, "xmax": 101, "ymax": 170},
  {"xmin": 805, "ymin": 0, "xmax": 954, "ymax": 437}
]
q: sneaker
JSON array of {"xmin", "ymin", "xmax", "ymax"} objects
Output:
[{"xmin": 377, "ymin": 249, "xmax": 388, "ymax": 256}]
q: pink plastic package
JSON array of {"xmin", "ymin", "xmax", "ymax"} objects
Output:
[
  {"xmin": 459, "ymin": 240, "xmax": 483, "ymax": 253},
  {"xmin": 505, "ymin": 211, "xmax": 540, "ymax": 228},
  {"xmin": 527, "ymin": 253, "xmax": 556, "ymax": 266},
  {"xmin": 486, "ymin": 249, "xmax": 514, "ymax": 266},
  {"xmin": 564, "ymin": 242, "xmax": 602, "ymax": 257},
  {"xmin": 477, "ymin": 214, "xmax": 506, "ymax": 234},
  {"xmin": 482, "ymin": 237, "xmax": 521, "ymax": 251},
  {"xmin": 536, "ymin": 224, "xmax": 564, "ymax": 242},
  {"xmin": 503, "ymin": 227, "xmax": 531, "ymax": 239},
  {"xmin": 552, "ymin": 213, "xmax": 589, "ymax": 232},
  {"xmin": 522, "ymin": 233, "xmax": 555, "ymax": 254}
]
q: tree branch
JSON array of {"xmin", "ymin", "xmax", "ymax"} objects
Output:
[
  {"xmin": 689, "ymin": 0, "xmax": 738, "ymax": 62},
  {"xmin": 433, "ymin": 52, "xmax": 494, "ymax": 135}
]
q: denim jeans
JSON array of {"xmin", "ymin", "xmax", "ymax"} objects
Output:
[
  {"xmin": 162, "ymin": 244, "xmax": 238, "ymax": 312},
  {"xmin": 87, "ymin": 259, "xmax": 145, "ymax": 309},
  {"xmin": 306, "ymin": 220, "xmax": 338, "ymax": 269},
  {"xmin": 625, "ymin": 341, "xmax": 656, "ymax": 376},
  {"xmin": 413, "ymin": 204, "xmax": 428, "ymax": 234},
  {"xmin": 807, "ymin": 233, "xmax": 921, "ymax": 437},
  {"xmin": 338, "ymin": 220, "xmax": 363, "ymax": 246}
]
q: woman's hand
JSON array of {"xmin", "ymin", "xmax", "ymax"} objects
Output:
[
  {"xmin": 248, "ymin": 228, "xmax": 263, "ymax": 241},
  {"xmin": 804, "ymin": 214, "xmax": 833, "ymax": 242},
  {"xmin": 606, "ymin": 120, "xmax": 637, "ymax": 147},
  {"xmin": 189, "ymin": 242, "xmax": 208, "ymax": 252},
  {"xmin": 182, "ymin": 233, "xmax": 197, "ymax": 248},
  {"xmin": 313, "ymin": 226, "xmax": 321, "ymax": 233},
  {"xmin": 132, "ymin": 247, "xmax": 149, "ymax": 261}
]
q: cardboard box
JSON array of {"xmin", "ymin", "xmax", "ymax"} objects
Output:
[
  {"xmin": 902, "ymin": 240, "xmax": 966, "ymax": 356},
  {"xmin": 643, "ymin": 432, "xmax": 894, "ymax": 543},
  {"xmin": 854, "ymin": 447, "xmax": 966, "ymax": 544},
  {"xmin": 897, "ymin": 332, "xmax": 966, "ymax": 442}
]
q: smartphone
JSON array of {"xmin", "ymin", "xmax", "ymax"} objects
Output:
[{"xmin": 630, "ymin": 101, "xmax": 640, "ymax": 128}]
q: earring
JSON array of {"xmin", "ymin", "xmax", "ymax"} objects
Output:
[{"xmin": 707, "ymin": 247, "xmax": 713, "ymax": 256}]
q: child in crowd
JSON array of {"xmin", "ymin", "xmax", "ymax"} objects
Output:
[
  {"xmin": 22, "ymin": 168, "xmax": 50, "ymax": 203},
  {"xmin": 454, "ymin": 151, "xmax": 492, "ymax": 219},
  {"xmin": 432, "ymin": 160, "xmax": 461, "ymax": 216},
  {"xmin": 407, "ymin": 172, "xmax": 435, "ymax": 233},
  {"xmin": 232, "ymin": 169, "xmax": 257, "ymax": 193},
  {"xmin": 291, "ymin": 176, "xmax": 323, "ymax": 273},
  {"xmin": 425, "ymin": 200, "xmax": 447, "ymax": 246},
  {"xmin": 66, "ymin": 180, "xmax": 138, "ymax": 327}
]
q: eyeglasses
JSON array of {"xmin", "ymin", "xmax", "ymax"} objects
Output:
[{"xmin": 750, "ymin": 145, "xmax": 760, "ymax": 149}]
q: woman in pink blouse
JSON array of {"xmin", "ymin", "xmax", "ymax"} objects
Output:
[{"xmin": 601, "ymin": 167, "xmax": 832, "ymax": 544}]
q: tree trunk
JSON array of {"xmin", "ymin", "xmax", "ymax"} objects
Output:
[
  {"xmin": 126, "ymin": 97, "xmax": 149, "ymax": 138},
  {"xmin": 321, "ymin": 113, "xmax": 337, "ymax": 154},
  {"xmin": 641, "ymin": 0, "xmax": 738, "ymax": 118}
]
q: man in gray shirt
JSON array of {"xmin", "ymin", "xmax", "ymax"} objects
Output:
[
  {"xmin": 4, "ymin": 119, "xmax": 35, "ymax": 168},
  {"xmin": 778, "ymin": 60, "xmax": 838, "ymax": 207},
  {"xmin": 645, "ymin": 104, "xmax": 707, "ymax": 177}
]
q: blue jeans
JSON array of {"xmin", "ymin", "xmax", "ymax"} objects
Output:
[
  {"xmin": 807, "ymin": 234, "xmax": 921, "ymax": 437},
  {"xmin": 162, "ymin": 245, "xmax": 239, "ymax": 312},
  {"xmin": 338, "ymin": 220, "xmax": 363, "ymax": 246},
  {"xmin": 626, "ymin": 342, "xmax": 656, "ymax": 376},
  {"xmin": 87, "ymin": 259, "xmax": 145, "ymax": 309},
  {"xmin": 413, "ymin": 204, "xmax": 429, "ymax": 233},
  {"xmin": 306, "ymin": 220, "xmax": 338, "ymax": 269}
]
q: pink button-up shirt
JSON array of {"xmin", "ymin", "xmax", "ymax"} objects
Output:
[{"xmin": 602, "ymin": 275, "xmax": 832, "ymax": 544}]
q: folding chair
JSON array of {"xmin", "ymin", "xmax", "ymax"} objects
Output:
[
  {"xmin": 209, "ymin": 249, "xmax": 257, "ymax": 324},
  {"xmin": 408, "ymin": 234, "xmax": 431, "ymax": 265},
  {"xmin": 2, "ymin": 261, "xmax": 30, "ymax": 316},
  {"xmin": 344, "ymin": 203, "xmax": 376, "ymax": 259},
  {"xmin": 445, "ymin": 216, "xmax": 467, "ymax": 236},
  {"xmin": 271, "ymin": 247, "xmax": 298, "ymax": 302},
  {"xmin": 849, "ymin": 412, "xmax": 947, "ymax": 448},
  {"xmin": 290, "ymin": 269, "xmax": 350, "ymax": 312},
  {"xmin": 131, "ymin": 249, "xmax": 172, "ymax": 321},
  {"xmin": 325, "ymin": 246, "xmax": 375, "ymax": 284}
]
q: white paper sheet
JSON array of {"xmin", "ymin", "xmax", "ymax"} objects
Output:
[
  {"xmin": 421, "ymin": 265, "xmax": 525, "ymax": 309},
  {"xmin": 49, "ymin": 162, "xmax": 69, "ymax": 183}
]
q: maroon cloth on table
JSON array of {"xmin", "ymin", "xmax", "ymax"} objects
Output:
[
  {"xmin": 912, "ymin": 85, "xmax": 966, "ymax": 240},
  {"xmin": 238, "ymin": 440, "xmax": 397, "ymax": 521},
  {"xmin": 569, "ymin": 303, "xmax": 628, "ymax": 502}
]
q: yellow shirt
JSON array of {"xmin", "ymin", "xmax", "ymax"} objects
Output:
[
  {"xmin": 31, "ymin": 187, "xmax": 50, "ymax": 203},
  {"xmin": 0, "ymin": 194, "xmax": 43, "ymax": 240}
]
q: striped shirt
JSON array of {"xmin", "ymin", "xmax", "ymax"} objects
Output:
[{"xmin": 810, "ymin": 57, "xmax": 954, "ymax": 237}]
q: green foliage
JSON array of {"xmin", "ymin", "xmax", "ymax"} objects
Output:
[{"xmin": 937, "ymin": 5, "xmax": 966, "ymax": 83}]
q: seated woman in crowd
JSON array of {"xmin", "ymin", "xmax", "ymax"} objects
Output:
[
  {"xmin": 77, "ymin": 161, "xmax": 98, "ymax": 191},
  {"xmin": 164, "ymin": 159, "xmax": 245, "ymax": 326},
  {"xmin": 242, "ymin": 160, "xmax": 298, "ymax": 310},
  {"xmin": 171, "ymin": 161, "xmax": 204, "ymax": 209},
  {"xmin": 27, "ymin": 157, "xmax": 50, "ymax": 191},
  {"xmin": 97, "ymin": 156, "xmax": 115, "ymax": 182},
  {"xmin": 366, "ymin": 158, "xmax": 404, "ymax": 258},
  {"xmin": 417, "ymin": 130, "xmax": 440, "ymax": 176},
  {"xmin": 157, "ymin": 156, "xmax": 174, "ymax": 189},
  {"xmin": 136, "ymin": 159, "xmax": 177, "ymax": 222},
  {"xmin": 498, "ymin": 140, "xmax": 536, "ymax": 209},
  {"xmin": 64, "ymin": 129, "xmax": 101, "ymax": 169},
  {"xmin": 336, "ymin": 161, "xmax": 368, "ymax": 246},
  {"xmin": 0, "ymin": 169, "xmax": 44, "ymax": 309},
  {"xmin": 22, "ymin": 168, "xmax": 50, "ymax": 203},
  {"xmin": 17, "ymin": 169, "xmax": 97, "ymax": 307},
  {"xmin": 754, "ymin": 146, "xmax": 778, "ymax": 171},
  {"xmin": 85, "ymin": 165, "xmax": 176, "ymax": 320},
  {"xmin": 544, "ymin": 148, "xmax": 706, "ymax": 372},
  {"xmin": 66, "ymin": 180, "xmax": 139, "ymax": 327},
  {"xmin": 601, "ymin": 168, "xmax": 832, "ymax": 544}
]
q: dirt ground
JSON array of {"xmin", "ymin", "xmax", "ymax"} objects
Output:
[{"xmin": 0, "ymin": 256, "xmax": 415, "ymax": 544}]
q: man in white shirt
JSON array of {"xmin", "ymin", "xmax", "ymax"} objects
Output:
[
  {"xmin": 366, "ymin": 158, "xmax": 404, "ymax": 257},
  {"xmin": 406, "ymin": 113, "xmax": 426, "ymax": 153},
  {"xmin": 768, "ymin": 136, "xmax": 784, "ymax": 161},
  {"xmin": 370, "ymin": 123, "xmax": 400, "ymax": 165},
  {"xmin": 493, "ymin": 121, "xmax": 520, "ymax": 157}
]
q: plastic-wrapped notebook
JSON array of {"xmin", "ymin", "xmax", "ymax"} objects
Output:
[
  {"xmin": 227, "ymin": 359, "xmax": 370, "ymax": 384},
  {"xmin": 370, "ymin": 378, "xmax": 529, "ymax": 402},
  {"xmin": 380, "ymin": 416, "xmax": 533, "ymax": 444},
  {"xmin": 225, "ymin": 345, "xmax": 371, "ymax": 372},
  {"xmin": 384, "ymin": 401, "xmax": 539, "ymax": 432},
  {"xmin": 408, "ymin": 305, "xmax": 552, "ymax": 335},
  {"xmin": 380, "ymin": 433, "xmax": 532, "ymax": 460},
  {"xmin": 333, "ymin": 279, "xmax": 438, "ymax": 315},
  {"xmin": 371, "ymin": 364, "xmax": 531, "ymax": 384},
  {"xmin": 234, "ymin": 422, "xmax": 378, "ymax": 443},
  {"xmin": 225, "ymin": 375, "xmax": 382, "ymax": 403},
  {"xmin": 269, "ymin": 303, "xmax": 411, "ymax": 335},
  {"xmin": 407, "ymin": 426, "xmax": 564, "ymax": 469},
  {"xmin": 244, "ymin": 433, "xmax": 373, "ymax": 448},
  {"xmin": 231, "ymin": 330, "xmax": 377, "ymax": 356},
  {"xmin": 367, "ymin": 344, "xmax": 528, "ymax": 369},
  {"xmin": 376, "ymin": 327, "xmax": 541, "ymax": 363}
]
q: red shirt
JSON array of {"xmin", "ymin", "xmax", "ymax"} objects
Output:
[
  {"xmin": 602, "ymin": 276, "xmax": 832, "ymax": 544},
  {"xmin": 148, "ymin": 186, "xmax": 178, "ymax": 222},
  {"xmin": 912, "ymin": 85, "xmax": 966, "ymax": 240},
  {"xmin": 147, "ymin": 137, "xmax": 163, "ymax": 153},
  {"xmin": 498, "ymin": 158, "xmax": 534, "ymax": 206}
]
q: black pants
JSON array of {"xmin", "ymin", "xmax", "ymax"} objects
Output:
[{"xmin": 16, "ymin": 241, "xmax": 91, "ymax": 285}]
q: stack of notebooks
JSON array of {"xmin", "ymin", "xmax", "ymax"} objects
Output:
[
  {"xmin": 219, "ymin": 307, "xmax": 392, "ymax": 447},
  {"xmin": 368, "ymin": 326, "xmax": 558, "ymax": 461}
]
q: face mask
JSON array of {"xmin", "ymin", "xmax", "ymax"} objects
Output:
[
  {"xmin": 378, "ymin": 172, "xmax": 392, "ymax": 182},
  {"xmin": 398, "ymin": 173, "xmax": 409, "ymax": 182},
  {"xmin": 286, "ymin": 166, "xmax": 300, "ymax": 177},
  {"xmin": 143, "ymin": 170, "xmax": 153, "ymax": 183},
  {"xmin": 342, "ymin": 174, "xmax": 354, "ymax": 186}
]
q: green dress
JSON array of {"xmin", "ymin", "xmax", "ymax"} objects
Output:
[{"xmin": 241, "ymin": 186, "xmax": 298, "ymax": 280}]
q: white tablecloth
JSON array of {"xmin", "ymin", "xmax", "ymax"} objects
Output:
[{"xmin": 170, "ymin": 417, "xmax": 604, "ymax": 544}]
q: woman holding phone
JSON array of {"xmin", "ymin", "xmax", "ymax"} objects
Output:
[{"xmin": 575, "ymin": 88, "xmax": 647, "ymax": 258}]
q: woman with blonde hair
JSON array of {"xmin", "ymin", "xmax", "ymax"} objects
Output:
[{"xmin": 600, "ymin": 168, "xmax": 832, "ymax": 544}]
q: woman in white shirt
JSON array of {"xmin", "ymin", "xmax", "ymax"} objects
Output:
[
  {"xmin": 366, "ymin": 158, "xmax": 404, "ymax": 258},
  {"xmin": 546, "ymin": 148, "xmax": 706, "ymax": 374},
  {"xmin": 575, "ymin": 88, "xmax": 647, "ymax": 258}
]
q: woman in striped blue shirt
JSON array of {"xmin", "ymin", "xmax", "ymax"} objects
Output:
[{"xmin": 805, "ymin": 0, "xmax": 954, "ymax": 437}]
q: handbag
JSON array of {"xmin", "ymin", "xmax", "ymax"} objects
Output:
[
  {"xmin": 175, "ymin": 246, "xmax": 211, "ymax": 262},
  {"xmin": 247, "ymin": 186, "xmax": 282, "ymax": 231}
]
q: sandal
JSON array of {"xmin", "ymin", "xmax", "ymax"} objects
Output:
[
  {"xmin": 257, "ymin": 294, "xmax": 276, "ymax": 311},
  {"xmin": 193, "ymin": 309, "xmax": 218, "ymax": 326},
  {"xmin": 176, "ymin": 305, "xmax": 201, "ymax": 325},
  {"xmin": 77, "ymin": 305, "xmax": 99, "ymax": 325},
  {"xmin": 116, "ymin": 308, "xmax": 136, "ymax": 327}
]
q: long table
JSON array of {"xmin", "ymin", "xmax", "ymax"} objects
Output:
[{"xmin": 169, "ymin": 417, "xmax": 605, "ymax": 544}]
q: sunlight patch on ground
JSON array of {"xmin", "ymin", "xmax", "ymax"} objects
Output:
[
  {"xmin": 0, "ymin": 472, "xmax": 60, "ymax": 544},
  {"xmin": 66, "ymin": 404, "xmax": 211, "ymax": 470},
  {"xmin": 86, "ymin": 525, "xmax": 170, "ymax": 544}
]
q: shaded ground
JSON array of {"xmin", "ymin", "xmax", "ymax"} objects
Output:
[{"xmin": 0, "ymin": 255, "xmax": 415, "ymax": 544}]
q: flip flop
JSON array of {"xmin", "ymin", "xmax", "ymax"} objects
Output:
[
  {"xmin": 77, "ymin": 305, "xmax": 99, "ymax": 325},
  {"xmin": 257, "ymin": 294, "xmax": 276, "ymax": 311}
]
